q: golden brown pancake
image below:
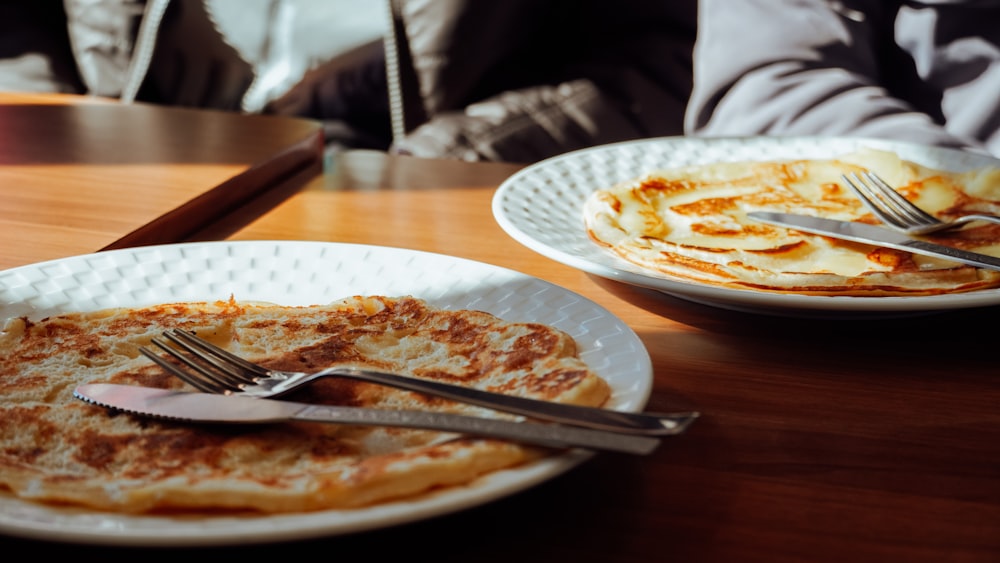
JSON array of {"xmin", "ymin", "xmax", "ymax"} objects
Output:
[
  {"xmin": 0, "ymin": 295, "xmax": 609, "ymax": 513},
  {"xmin": 583, "ymin": 149, "xmax": 1000, "ymax": 295}
]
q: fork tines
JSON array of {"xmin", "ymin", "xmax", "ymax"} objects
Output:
[
  {"xmin": 842, "ymin": 171, "xmax": 937, "ymax": 229},
  {"xmin": 140, "ymin": 330, "xmax": 256, "ymax": 394}
]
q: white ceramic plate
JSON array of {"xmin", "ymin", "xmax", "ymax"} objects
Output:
[
  {"xmin": 0, "ymin": 241, "xmax": 652, "ymax": 546},
  {"xmin": 492, "ymin": 136, "xmax": 1000, "ymax": 317}
]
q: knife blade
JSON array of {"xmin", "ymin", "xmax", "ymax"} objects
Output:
[
  {"xmin": 747, "ymin": 211, "xmax": 1000, "ymax": 272},
  {"xmin": 73, "ymin": 383, "xmax": 668, "ymax": 455}
]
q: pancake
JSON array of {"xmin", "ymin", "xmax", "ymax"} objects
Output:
[
  {"xmin": 583, "ymin": 149, "xmax": 1000, "ymax": 295},
  {"xmin": 0, "ymin": 295, "xmax": 610, "ymax": 513}
]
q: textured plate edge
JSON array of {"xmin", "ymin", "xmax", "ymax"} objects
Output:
[
  {"xmin": 491, "ymin": 135, "xmax": 1000, "ymax": 316},
  {"xmin": 0, "ymin": 452, "xmax": 592, "ymax": 547},
  {"xmin": 0, "ymin": 240, "xmax": 651, "ymax": 545}
]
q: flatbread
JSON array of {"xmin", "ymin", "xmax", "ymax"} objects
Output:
[
  {"xmin": 0, "ymin": 295, "xmax": 609, "ymax": 513},
  {"xmin": 583, "ymin": 149, "xmax": 1000, "ymax": 295}
]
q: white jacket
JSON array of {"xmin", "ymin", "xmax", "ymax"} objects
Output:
[{"xmin": 685, "ymin": 0, "xmax": 1000, "ymax": 158}]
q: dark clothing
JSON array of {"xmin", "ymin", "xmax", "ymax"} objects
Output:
[
  {"xmin": 384, "ymin": 0, "xmax": 697, "ymax": 162},
  {"xmin": 1, "ymin": 0, "xmax": 697, "ymax": 163}
]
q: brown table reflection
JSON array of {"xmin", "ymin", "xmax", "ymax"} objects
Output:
[
  {"xmin": 222, "ymin": 150, "xmax": 999, "ymax": 562},
  {"xmin": 0, "ymin": 92, "xmax": 322, "ymax": 270}
]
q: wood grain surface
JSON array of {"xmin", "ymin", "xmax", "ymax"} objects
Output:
[{"xmin": 3, "ymin": 132, "xmax": 998, "ymax": 561}]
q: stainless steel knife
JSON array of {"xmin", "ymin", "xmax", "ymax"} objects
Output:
[
  {"xmin": 747, "ymin": 211, "xmax": 1000, "ymax": 272},
  {"xmin": 73, "ymin": 383, "xmax": 670, "ymax": 455}
]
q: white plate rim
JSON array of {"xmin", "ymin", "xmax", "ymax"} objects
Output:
[
  {"xmin": 491, "ymin": 135, "xmax": 1000, "ymax": 317},
  {"xmin": 0, "ymin": 240, "xmax": 652, "ymax": 546}
]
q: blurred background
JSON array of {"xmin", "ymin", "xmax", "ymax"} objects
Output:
[{"xmin": 0, "ymin": 0, "xmax": 697, "ymax": 163}]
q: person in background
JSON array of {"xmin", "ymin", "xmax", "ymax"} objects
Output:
[
  {"xmin": 684, "ymin": 0, "xmax": 1000, "ymax": 159},
  {"xmin": 1, "ymin": 0, "xmax": 697, "ymax": 164},
  {"xmin": 379, "ymin": 0, "xmax": 698, "ymax": 163},
  {"xmin": 0, "ymin": 0, "xmax": 392, "ymax": 153},
  {"xmin": 271, "ymin": 0, "xmax": 698, "ymax": 163}
]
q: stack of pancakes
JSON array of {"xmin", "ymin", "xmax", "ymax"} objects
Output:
[{"xmin": 584, "ymin": 149, "xmax": 1000, "ymax": 295}]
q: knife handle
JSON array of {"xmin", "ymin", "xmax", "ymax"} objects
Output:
[
  {"xmin": 312, "ymin": 367, "xmax": 696, "ymax": 436},
  {"xmin": 293, "ymin": 405, "xmax": 662, "ymax": 455}
]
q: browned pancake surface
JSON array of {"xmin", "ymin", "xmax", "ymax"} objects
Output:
[{"xmin": 0, "ymin": 296, "xmax": 609, "ymax": 513}]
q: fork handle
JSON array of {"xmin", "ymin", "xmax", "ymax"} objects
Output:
[
  {"xmin": 306, "ymin": 367, "xmax": 698, "ymax": 436},
  {"xmin": 294, "ymin": 404, "xmax": 662, "ymax": 455},
  {"xmin": 957, "ymin": 214, "xmax": 1000, "ymax": 227}
]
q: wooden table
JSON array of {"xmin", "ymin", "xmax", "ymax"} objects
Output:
[
  {"xmin": 0, "ymin": 92, "xmax": 322, "ymax": 270},
  {"xmin": 4, "ymin": 145, "xmax": 1000, "ymax": 560},
  {"xmin": 220, "ymin": 151, "xmax": 994, "ymax": 561}
]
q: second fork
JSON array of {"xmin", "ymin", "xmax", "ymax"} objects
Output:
[{"xmin": 842, "ymin": 171, "xmax": 1000, "ymax": 235}]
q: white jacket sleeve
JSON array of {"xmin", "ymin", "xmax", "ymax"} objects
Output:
[{"xmin": 684, "ymin": 0, "xmax": 1000, "ymax": 157}]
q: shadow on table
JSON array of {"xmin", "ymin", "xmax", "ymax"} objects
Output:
[{"xmin": 588, "ymin": 274, "xmax": 1000, "ymax": 344}]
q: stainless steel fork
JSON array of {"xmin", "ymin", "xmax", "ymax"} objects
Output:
[
  {"xmin": 842, "ymin": 171, "xmax": 1000, "ymax": 235},
  {"xmin": 139, "ymin": 329, "xmax": 698, "ymax": 436}
]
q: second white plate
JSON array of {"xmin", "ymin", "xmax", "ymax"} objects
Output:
[{"xmin": 492, "ymin": 135, "xmax": 1000, "ymax": 317}]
